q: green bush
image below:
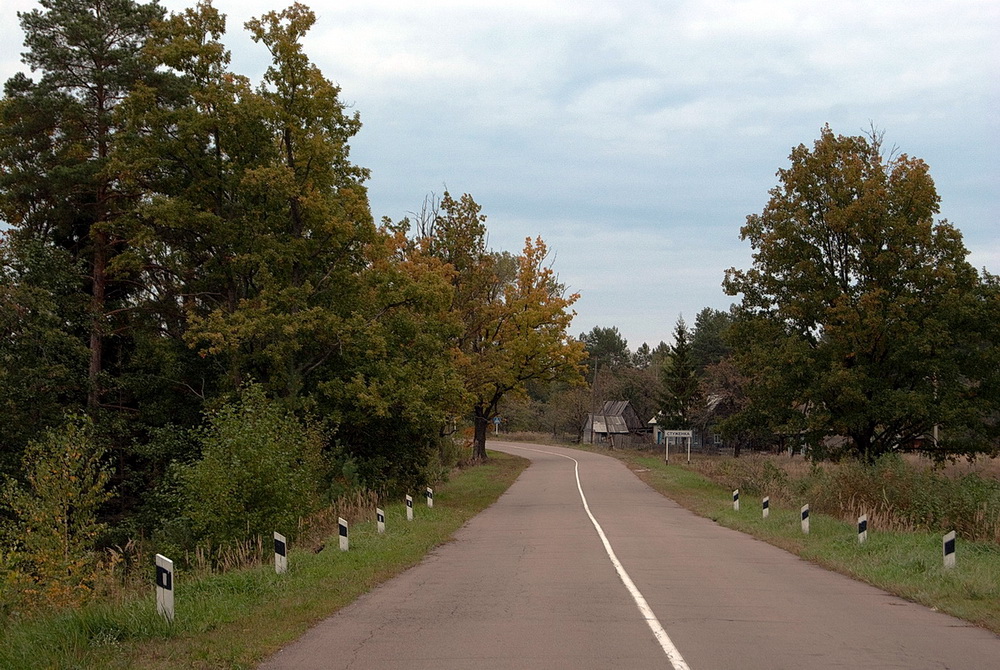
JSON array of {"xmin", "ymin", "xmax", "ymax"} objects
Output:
[
  {"xmin": 178, "ymin": 385, "xmax": 328, "ymax": 546},
  {"xmin": 1, "ymin": 415, "xmax": 112, "ymax": 611}
]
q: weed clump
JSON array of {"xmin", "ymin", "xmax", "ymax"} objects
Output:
[{"xmin": 689, "ymin": 452, "xmax": 1000, "ymax": 543}]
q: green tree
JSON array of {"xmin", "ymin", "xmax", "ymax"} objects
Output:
[
  {"xmin": 2, "ymin": 415, "xmax": 112, "ymax": 608},
  {"xmin": 690, "ymin": 307, "xmax": 733, "ymax": 374},
  {"xmin": 0, "ymin": 0, "xmax": 165, "ymax": 410},
  {"xmin": 651, "ymin": 341, "xmax": 671, "ymax": 367},
  {"xmin": 724, "ymin": 126, "xmax": 1000, "ymax": 460},
  {"xmin": 181, "ymin": 3, "xmax": 374, "ymax": 401},
  {"xmin": 658, "ymin": 317, "xmax": 700, "ymax": 429},
  {"xmin": 632, "ymin": 342, "xmax": 652, "ymax": 368},
  {"xmin": 0, "ymin": 234, "xmax": 89, "ymax": 475},
  {"xmin": 579, "ymin": 325, "xmax": 631, "ymax": 372},
  {"xmin": 117, "ymin": 3, "xmax": 463, "ymax": 493}
]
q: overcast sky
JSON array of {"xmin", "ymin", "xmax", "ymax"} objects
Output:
[{"xmin": 2, "ymin": 0, "xmax": 998, "ymax": 349}]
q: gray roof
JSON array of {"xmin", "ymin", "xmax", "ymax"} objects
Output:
[
  {"xmin": 593, "ymin": 415, "xmax": 630, "ymax": 434},
  {"xmin": 601, "ymin": 400, "xmax": 631, "ymax": 416}
]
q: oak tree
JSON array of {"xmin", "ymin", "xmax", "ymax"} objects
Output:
[
  {"xmin": 724, "ymin": 126, "xmax": 1000, "ymax": 460},
  {"xmin": 415, "ymin": 193, "xmax": 585, "ymax": 460}
]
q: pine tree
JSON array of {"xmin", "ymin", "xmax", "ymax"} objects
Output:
[
  {"xmin": 1, "ymin": 0, "xmax": 164, "ymax": 410},
  {"xmin": 659, "ymin": 317, "xmax": 700, "ymax": 429}
]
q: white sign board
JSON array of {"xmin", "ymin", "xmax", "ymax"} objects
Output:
[{"xmin": 663, "ymin": 430, "xmax": 693, "ymax": 438}]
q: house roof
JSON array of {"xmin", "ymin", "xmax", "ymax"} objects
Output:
[
  {"xmin": 601, "ymin": 400, "xmax": 631, "ymax": 416},
  {"xmin": 593, "ymin": 415, "xmax": 630, "ymax": 434}
]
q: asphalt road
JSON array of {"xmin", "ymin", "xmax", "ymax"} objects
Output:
[{"xmin": 260, "ymin": 441, "xmax": 1000, "ymax": 669}]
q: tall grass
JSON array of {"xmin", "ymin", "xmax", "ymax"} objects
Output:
[
  {"xmin": 2, "ymin": 488, "xmax": 387, "ymax": 624},
  {"xmin": 686, "ymin": 452, "xmax": 1000, "ymax": 543},
  {"xmin": 0, "ymin": 452, "xmax": 528, "ymax": 669}
]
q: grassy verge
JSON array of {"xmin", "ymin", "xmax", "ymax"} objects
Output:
[
  {"xmin": 608, "ymin": 450, "xmax": 1000, "ymax": 635},
  {"xmin": 0, "ymin": 450, "xmax": 527, "ymax": 670}
]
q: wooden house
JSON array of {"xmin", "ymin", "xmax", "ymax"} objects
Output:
[{"xmin": 583, "ymin": 400, "xmax": 646, "ymax": 446}]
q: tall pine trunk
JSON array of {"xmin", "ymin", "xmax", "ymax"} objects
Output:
[{"xmin": 87, "ymin": 230, "xmax": 108, "ymax": 409}]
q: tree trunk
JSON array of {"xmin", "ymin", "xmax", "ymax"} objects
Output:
[
  {"xmin": 472, "ymin": 404, "xmax": 490, "ymax": 461},
  {"xmin": 852, "ymin": 428, "xmax": 876, "ymax": 463},
  {"xmin": 87, "ymin": 229, "xmax": 108, "ymax": 410}
]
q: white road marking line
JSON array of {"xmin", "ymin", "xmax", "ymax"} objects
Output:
[{"xmin": 502, "ymin": 445, "xmax": 691, "ymax": 670}]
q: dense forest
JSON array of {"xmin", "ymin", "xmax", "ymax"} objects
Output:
[{"xmin": 0, "ymin": 0, "xmax": 584, "ymax": 611}]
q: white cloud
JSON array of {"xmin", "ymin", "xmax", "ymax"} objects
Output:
[{"xmin": 2, "ymin": 0, "xmax": 996, "ymax": 347}]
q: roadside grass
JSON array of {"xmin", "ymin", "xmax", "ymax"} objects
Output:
[
  {"xmin": 616, "ymin": 451, "xmax": 1000, "ymax": 635},
  {"xmin": 0, "ymin": 451, "xmax": 527, "ymax": 670}
]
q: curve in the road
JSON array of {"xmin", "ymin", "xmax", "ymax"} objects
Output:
[{"xmin": 503, "ymin": 444, "xmax": 690, "ymax": 670}]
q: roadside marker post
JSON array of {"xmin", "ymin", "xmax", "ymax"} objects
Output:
[
  {"xmin": 858, "ymin": 515, "xmax": 868, "ymax": 544},
  {"xmin": 733, "ymin": 489, "xmax": 740, "ymax": 511},
  {"xmin": 376, "ymin": 508, "xmax": 385, "ymax": 534},
  {"xmin": 426, "ymin": 487, "xmax": 434, "ymax": 508},
  {"xmin": 406, "ymin": 495, "xmax": 414, "ymax": 521},
  {"xmin": 339, "ymin": 517, "xmax": 349, "ymax": 552},
  {"xmin": 155, "ymin": 554, "xmax": 174, "ymax": 622},
  {"xmin": 801, "ymin": 505, "xmax": 810, "ymax": 534},
  {"xmin": 943, "ymin": 531, "xmax": 956, "ymax": 569},
  {"xmin": 762, "ymin": 497, "xmax": 769, "ymax": 519},
  {"xmin": 274, "ymin": 532, "xmax": 288, "ymax": 574}
]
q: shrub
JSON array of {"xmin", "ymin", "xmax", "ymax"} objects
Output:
[
  {"xmin": 177, "ymin": 385, "xmax": 327, "ymax": 546},
  {"xmin": 688, "ymin": 451, "xmax": 1000, "ymax": 543},
  {"xmin": 1, "ymin": 415, "xmax": 112, "ymax": 611},
  {"xmin": 712, "ymin": 453, "xmax": 790, "ymax": 497}
]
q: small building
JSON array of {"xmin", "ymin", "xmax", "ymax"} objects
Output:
[
  {"xmin": 583, "ymin": 400, "xmax": 645, "ymax": 446},
  {"xmin": 650, "ymin": 395, "xmax": 725, "ymax": 451}
]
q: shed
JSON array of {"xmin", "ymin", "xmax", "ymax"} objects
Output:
[{"xmin": 583, "ymin": 400, "xmax": 645, "ymax": 445}]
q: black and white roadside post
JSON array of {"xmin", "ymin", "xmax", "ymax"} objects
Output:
[
  {"xmin": 339, "ymin": 517, "xmax": 349, "ymax": 552},
  {"xmin": 801, "ymin": 504, "xmax": 810, "ymax": 534},
  {"xmin": 733, "ymin": 489, "xmax": 740, "ymax": 511},
  {"xmin": 426, "ymin": 487, "xmax": 434, "ymax": 508},
  {"xmin": 155, "ymin": 554, "xmax": 174, "ymax": 622},
  {"xmin": 406, "ymin": 494, "xmax": 414, "ymax": 521},
  {"xmin": 943, "ymin": 531, "xmax": 956, "ymax": 569},
  {"xmin": 858, "ymin": 515, "xmax": 868, "ymax": 544},
  {"xmin": 762, "ymin": 496, "xmax": 770, "ymax": 519},
  {"xmin": 274, "ymin": 532, "xmax": 288, "ymax": 574},
  {"xmin": 376, "ymin": 508, "xmax": 385, "ymax": 534}
]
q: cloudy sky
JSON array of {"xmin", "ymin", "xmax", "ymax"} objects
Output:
[{"xmin": 2, "ymin": 0, "xmax": 998, "ymax": 349}]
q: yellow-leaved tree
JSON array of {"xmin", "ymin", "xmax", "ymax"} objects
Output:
[{"xmin": 414, "ymin": 192, "xmax": 586, "ymax": 461}]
